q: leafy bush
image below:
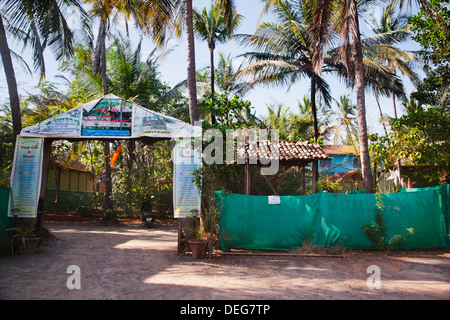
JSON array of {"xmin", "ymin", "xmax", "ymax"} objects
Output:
[{"xmin": 363, "ymin": 193, "xmax": 414, "ymax": 253}]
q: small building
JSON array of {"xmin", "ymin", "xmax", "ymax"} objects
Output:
[
  {"xmin": 47, "ymin": 161, "xmax": 104, "ymax": 193},
  {"xmin": 326, "ymin": 169, "xmax": 364, "ymax": 193},
  {"xmin": 235, "ymin": 140, "xmax": 329, "ymax": 195},
  {"xmin": 320, "ymin": 145, "xmax": 360, "ymax": 175}
]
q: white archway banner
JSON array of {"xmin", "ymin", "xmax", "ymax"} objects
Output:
[
  {"xmin": 20, "ymin": 94, "xmax": 197, "ymax": 139},
  {"xmin": 11, "ymin": 94, "xmax": 200, "ymax": 218}
]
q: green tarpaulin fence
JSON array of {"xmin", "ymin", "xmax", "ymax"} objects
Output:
[
  {"xmin": 0, "ymin": 187, "xmax": 11, "ymax": 255},
  {"xmin": 217, "ymin": 184, "xmax": 449, "ymax": 251}
]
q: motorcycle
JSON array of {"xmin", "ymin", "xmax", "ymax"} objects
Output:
[{"xmin": 141, "ymin": 198, "xmax": 154, "ymax": 227}]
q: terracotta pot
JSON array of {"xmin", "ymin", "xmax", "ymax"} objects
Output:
[
  {"xmin": 188, "ymin": 240, "xmax": 208, "ymax": 259},
  {"xmin": 19, "ymin": 238, "xmax": 40, "ymax": 255}
]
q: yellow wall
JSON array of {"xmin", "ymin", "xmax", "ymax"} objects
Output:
[{"xmin": 47, "ymin": 169, "xmax": 97, "ymax": 192}]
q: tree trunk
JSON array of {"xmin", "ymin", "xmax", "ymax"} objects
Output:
[
  {"xmin": 53, "ymin": 167, "xmax": 61, "ymax": 214},
  {"xmin": 99, "ymin": 19, "xmax": 108, "ymax": 96},
  {"xmin": 375, "ymin": 94, "xmax": 388, "ymax": 136},
  {"xmin": 392, "ymin": 94, "xmax": 398, "ymax": 119},
  {"xmin": 185, "ymin": 0, "xmax": 199, "ymax": 125},
  {"xmin": 96, "ymin": 18, "xmax": 114, "ymax": 222},
  {"xmin": 209, "ymin": 44, "xmax": 217, "ymax": 124},
  {"xmin": 0, "ymin": 14, "xmax": 22, "ymax": 136},
  {"xmin": 351, "ymin": 1, "xmax": 374, "ymax": 194},
  {"xmin": 310, "ymin": 74, "xmax": 319, "ymax": 193},
  {"xmin": 310, "ymin": 74, "xmax": 319, "ymax": 142},
  {"xmin": 103, "ymin": 142, "xmax": 113, "ymax": 215}
]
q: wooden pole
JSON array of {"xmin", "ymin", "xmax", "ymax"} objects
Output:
[
  {"xmin": 261, "ymin": 171, "xmax": 279, "ymax": 196},
  {"xmin": 245, "ymin": 161, "xmax": 250, "ymax": 195},
  {"xmin": 312, "ymin": 160, "xmax": 318, "ymax": 194}
]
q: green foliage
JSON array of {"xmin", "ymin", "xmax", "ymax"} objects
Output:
[
  {"xmin": 318, "ymin": 176, "xmax": 343, "ymax": 193},
  {"xmin": 200, "ymin": 92, "xmax": 254, "ymax": 129},
  {"xmin": 112, "ymin": 140, "xmax": 174, "ymax": 216},
  {"xmin": 369, "ymin": 105, "xmax": 449, "ymax": 181},
  {"xmin": 363, "ymin": 193, "xmax": 414, "ymax": 253},
  {"xmin": 409, "ymin": 0, "xmax": 450, "ymax": 107},
  {"xmin": 409, "ymin": 0, "xmax": 450, "ymax": 70},
  {"xmin": 9, "ymin": 227, "xmax": 38, "ymax": 248},
  {"xmin": 262, "ymin": 96, "xmax": 331, "ymax": 143},
  {"xmin": 194, "ymin": 93, "xmax": 257, "ymax": 234},
  {"xmin": 186, "ymin": 217, "xmax": 203, "ymax": 242},
  {"xmin": 67, "ymin": 37, "xmax": 188, "ymax": 118},
  {"xmin": 0, "ymin": 104, "xmax": 15, "ymax": 187}
]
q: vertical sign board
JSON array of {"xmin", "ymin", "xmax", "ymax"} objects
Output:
[
  {"xmin": 173, "ymin": 139, "xmax": 201, "ymax": 218},
  {"xmin": 8, "ymin": 137, "xmax": 44, "ymax": 217}
]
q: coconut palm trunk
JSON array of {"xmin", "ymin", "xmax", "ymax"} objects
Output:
[
  {"xmin": 350, "ymin": 1, "xmax": 374, "ymax": 193},
  {"xmin": 185, "ymin": 0, "xmax": 199, "ymax": 125},
  {"xmin": 209, "ymin": 44, "xmax": 215, "ymax": 94},
  {"xmin": 99, "ymin": 19, "xmax": 108, "ymax": 96},
  {"xmin": 0, "ymin": 15, "xmax": 22, "ymax": 136},
  {"xmin": 310, "ymin": 74, "xmax": 319, "ymax": 142},
  {"xmin": 209, "ymin": 44, "xmax": 217, "ymax": 124},
  {"xmin": 93, "ymin": 15, "xmax": 114, "ymax": 221}
]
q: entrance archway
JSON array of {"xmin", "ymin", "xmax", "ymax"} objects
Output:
[{"xmin": 8, "ymin": 94, "xmax": 200, "ymax": 234}]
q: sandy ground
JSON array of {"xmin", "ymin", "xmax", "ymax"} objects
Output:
[{"xmin": 0, "ymin": 220, "xmax": 449, "ymax": 300}]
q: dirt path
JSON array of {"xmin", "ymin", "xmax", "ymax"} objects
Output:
[{"xmin": 0, "ymin": 220, "xmax": 449, "ymax": 300}]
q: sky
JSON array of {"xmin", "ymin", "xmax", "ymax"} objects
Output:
[{"xmin": 0, "ymin": 0, "xmax": 422, "ymax": 136}]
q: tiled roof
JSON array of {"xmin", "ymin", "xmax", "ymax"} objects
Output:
[
  {"xmin": 322, "ymin": 145, "xmax": 357, "ymax": 155},
  {"xmin": 327, "ymin": 170, "xmax": 362, "ymax": 182},
  {"xmin": 237, "ymin": 140, "xmax": 328, "ymax": 164}
]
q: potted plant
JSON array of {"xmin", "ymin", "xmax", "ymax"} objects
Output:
[
  {"xmin": 187, "ymin": 218, "xmax": 208, "ymax": 259},
  {"xmin": 9, "ymin": 227, "xmax": 41, "ymax": 255}
]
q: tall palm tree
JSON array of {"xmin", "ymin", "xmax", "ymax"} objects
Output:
[
  {"xmin": 0, "ymin": 0, "xmax": 88, "ymax": 136},
  {"xmin": 193, "ymin": 5, "xmax": 242, "ymax": 124},
  {"xmin": 214, "ymin": 53, "xmax": 250, "ymax": 97},
  {"xmin": 0, "ymin": 14, "xmax": 21, "ymax": 136},
  {"xmin": 333, "ymin": 4, "xmax": 417, "ymax": 134},
  {"xmin": 193, "ymin": 5, "xmax": 242, "ymax": 95},
  {"xmin": 329, "ymin": 95, "xmax": 359, "ymax": 150},
  {"xmin": 329, "ymin": 0, "xmax": 375, "ymax": 192},
  {"xmin": 257, "ymin": 0, "xmax": 378, "ymax": 192},
  {"xmin": 237, "ymin": 0, "xmax": 334, "ymax": 142},
  {"xmin": 85, "ymin": 0, "xmax": 148, "ymax": 222},
  {"xmin": 141, "ymin": 0, "xmax": 237, "ymax": 126},
  {"xmin": 369, "ymin": 4, "xmax": 419, "ymax": 119}
]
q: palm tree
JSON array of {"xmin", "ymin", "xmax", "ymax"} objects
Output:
[
  {"xmin": 237, "ymin": 0, "xmax": 334, "ymax": 143},
  {"xmin": 84, "ymin": 0, "xmax": 150, "ymax": 223},
  {"xmin": 331, "ymin": 4, "xmax": 417, "ymax": 135},
  {"xmin": 214, "ymin": 53, "xmax": 250, "ymax": 97},
  {"xmin": 0, "ymin": 15, "xmax": 21, "ymax": 136},
  {"xmin": 141, "ymin": 0, "xmax": 237, "ymax": 126},
  {"xmin": 366, "ymin": 4, "xmax": 419, "ymax": 119},
  {"xmin": 329, "ymin": 0, "xmax": 375, "ymax": 192},
  {"xmin": 193, "ymin": 5, "xmax": 242, "ymax": 124},
  {"xmin": 193, "ymin": 5, "xmax": 242, "ymax": 95},
  {"xmin": 257, "ymin": 0, "xmax": 377, "ymax": 192},
  {"xmin": 0, "ymin": 0, "xmax": 88, "ymax": 136},
  {"xmin": 329, "ymin": 95, "xmax": 359, "ymax": 149}
]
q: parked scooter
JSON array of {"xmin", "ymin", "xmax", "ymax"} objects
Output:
[{"xmin": 141, "ymin": 197, "xmax": 154, "ymax": 227}]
